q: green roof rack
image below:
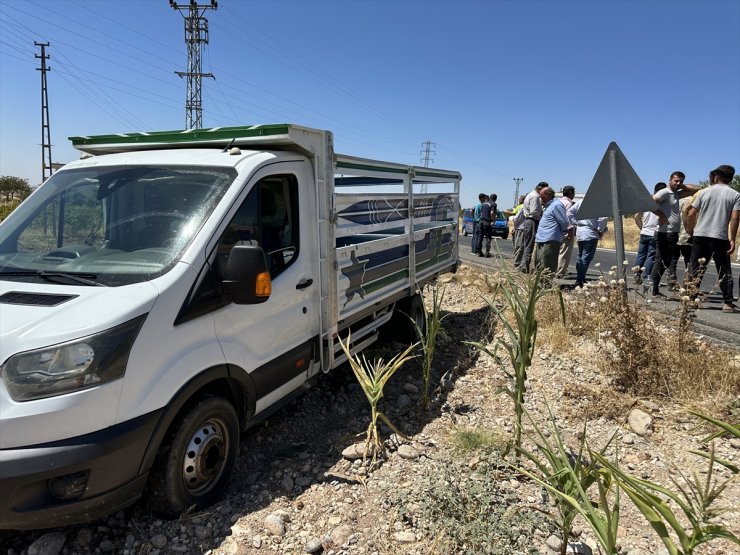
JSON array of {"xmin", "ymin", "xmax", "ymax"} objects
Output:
[{"xmin": 69, "ymin": 123, "xmax": 323, "ymax": 155}]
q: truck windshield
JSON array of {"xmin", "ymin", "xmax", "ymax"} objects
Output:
[{"xmin": 0, "ymin": 165, "xmax": 236, "ymax": 286}]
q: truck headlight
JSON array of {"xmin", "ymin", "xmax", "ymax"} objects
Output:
[{"xmin": 1, "ymin": 314, "xmax": 146, "ymax": 401}]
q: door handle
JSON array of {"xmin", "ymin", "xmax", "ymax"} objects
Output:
[{"xmin": 296, "ymin": 278, "xmax": 314, "ymax": 290}]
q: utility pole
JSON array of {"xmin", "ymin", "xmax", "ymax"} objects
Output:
[
  {"xmin": 419, "ymin": 141, "xmax": 435, "ymax": 193},
  {"xmin": 170, "ymin": 0, "xmax": 217, "ymax": 130},
  {"xmin": 35, "ymin": 41, "xmax": 53, "ymax": 183},
  {"xmin": 513, "ymin": 177, "xmax": 523, "ymax": 206}
]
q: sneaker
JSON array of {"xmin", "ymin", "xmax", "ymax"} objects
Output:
[
  {"xmin": 485, "ymin": 252, "xmax": 491, "ymax": 258},
  {"xmin": 477, "ymin": 253, "xmax": 485, "ymax": 258},
  {"xmin": 651, "ymin": 291, "xmax": 668, "ymax": 299},
  {"xmin": 634, "ymin": 274, "xmax": 643, "ymax": 285}
]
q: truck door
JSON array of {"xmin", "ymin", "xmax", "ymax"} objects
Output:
[{"xmin": 212, "ymin": 162, "xmax": 320, "ymax": 414}]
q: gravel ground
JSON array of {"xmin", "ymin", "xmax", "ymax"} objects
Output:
[{"xmin": 2, "ymin": 264, "xmax": 739, "ymax": 555}]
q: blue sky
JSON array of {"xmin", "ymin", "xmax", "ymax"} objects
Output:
[{"xmin": 1, "ymin": 0, "xmax": 738, "ymax": 209}]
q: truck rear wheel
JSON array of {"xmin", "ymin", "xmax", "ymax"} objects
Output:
[
  {"xmin": 383, "ymin": 293, "xmax": 426, "ymax": 344},
  {"xmin": 146, "ymin": 397, "xmax": 239, "ymax": 518}
]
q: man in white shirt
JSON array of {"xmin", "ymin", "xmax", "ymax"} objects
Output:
[
  {"xmin": 513, "ymin": 182, "xmax": 547, "ymax": 273},
  {"xmin": 633, "ymin": 182, "xmax": 666, "ymax": 286},
  {"xmin": 555, "ymin": 186, "xmax": 576, "ymax": 279},
  {"xmin": 686, "ymin": 164, "xmax": 740, "ymax": 313}
]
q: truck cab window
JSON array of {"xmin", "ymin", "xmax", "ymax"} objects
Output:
[{"xmin": 219, "ymin": 174, "xmax": 299, "ymax": 279}]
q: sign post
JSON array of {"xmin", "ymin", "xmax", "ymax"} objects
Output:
[{"xmin": 578, "ymin": 142, "xmax": 656, "ymax": 290}]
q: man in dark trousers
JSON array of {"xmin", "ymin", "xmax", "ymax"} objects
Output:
[
  {"xmin": 476, "ymin": 195, "xmax": 493, "ymax": 257},
  {"xmin": 650, "ymin": 171, "xmax": 698, "ymax": 298},
  {"xmin": 513, "ymin": 182, "xmax": 547, "ymax": 273},
  {"xmin": 686, "ymin": 164, "xmax": 740, "ymax": 313}
]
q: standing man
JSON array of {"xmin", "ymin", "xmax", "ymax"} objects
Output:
[
  {"xmin": 471, "ymin": 193, "xmax": 487, "ymax": 254},
  {"xmin": 650, "ymin": 171, "xmax": 698, "ymax": 298},
  {"xmin": 573, "ymin": 199, "xmax": 608, "ymax": 287},
  {"xmin": 534, "ymin": 187, "xmax": 570, "ymax": 276},
  {"xmin": 555, "ymin": 186, "xmax": 577, "ymax": 279},
  {"xmin": 633, "ymin": 182, "xmax": 667, "ymax": 287},
  {"xmin": 685, "ymin": 164, "xmax": 740, "ymax": 313},
  {"xmin": 507, "ymin": 194, "xmax": 527, "ymax": 245},
  {"xmin": 477, "ymin": 194, "xmax": 493, "ymax": 257},
  {"xmin": 514, "ymin": 182, "xmax": 547, "ymax": 273}
]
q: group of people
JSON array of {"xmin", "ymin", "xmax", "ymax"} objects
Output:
[
  {"xmin": 635, "ymin": 166, "xmax": 739, "ymax": 313},
  {"xmin": 509, "ymin": 181, "xmax": 608, "ymax": 287},
  {"xmin": 470, "ymin": 192, "xmax": 498, "ymax": 258},
  {"xmin": 474, "ymin": 164, "xmax": 739, "ymax": 313}
]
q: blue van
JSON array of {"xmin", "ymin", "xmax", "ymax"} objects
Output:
[{"xmin": 461, "ymin": 209, "xmax": 474, "ymax": 235}]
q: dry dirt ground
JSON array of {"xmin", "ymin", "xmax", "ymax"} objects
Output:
[{"xmin": 2, "ymin": 264, "xmax": 739, "ymax": 555}]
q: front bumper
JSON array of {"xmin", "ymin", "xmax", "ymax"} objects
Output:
[{"xmin": 0, "ymin": 410, "xmax": 161, "ymax": 530}]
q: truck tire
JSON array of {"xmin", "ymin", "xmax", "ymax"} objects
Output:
[
  {"xmin": 383, "ymin": 293, "xmax": 426, "ymax": 344},
  {"xmin": 146, "ymin": 397, "xmax": 239, "ymax": 518}
]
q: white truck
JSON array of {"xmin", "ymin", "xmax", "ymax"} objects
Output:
[{"xmin": 0, "ymin": 124, "xmax": 460, "ymax": 529}]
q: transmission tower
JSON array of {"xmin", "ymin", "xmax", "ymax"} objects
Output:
[
  {"xmin": 419, "ymin": 141, "xmax": 435, "ymax": 193},
  {"xmin": 35, "ymin": 41, "xmax": 53, "ymax": 183},
  {"xmin": 170, "ymin": 0, "xmax": 217, "ymax": 130},
  {"xmin": 513, "ymin": 177, "xmax": 523, "ymax": 205},
  {"xmin": 420, "ymin": 140, "xmax": 435, "ymax": 167}
]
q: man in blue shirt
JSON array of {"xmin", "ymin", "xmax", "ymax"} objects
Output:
[
  {"xmin": 534, "ymin": 187, "xmax": 569, "ymax": 276},
  {"xmin": 471, "ymin": 193, "xmax": 487, "ymax": 254}
]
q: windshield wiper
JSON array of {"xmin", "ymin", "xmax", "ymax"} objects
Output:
[{"xmin": 0, "ymin": 270, "xmax": 106, "ymax": 287}]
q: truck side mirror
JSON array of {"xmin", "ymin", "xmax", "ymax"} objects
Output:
[{"xmin": 221, "ymin": 244, "xmax": 272, "ymax": 304}]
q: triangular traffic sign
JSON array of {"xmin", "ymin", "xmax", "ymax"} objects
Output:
[{"xmin": 577, "ymin": 142, "xmax": 656, "ymax": 220}]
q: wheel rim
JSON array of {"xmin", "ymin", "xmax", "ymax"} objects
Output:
[{"xmin": 182, "ymin": 418, "xmax": 230, "ymax": 494}]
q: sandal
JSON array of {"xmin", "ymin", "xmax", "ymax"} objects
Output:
[{"xmin": 722, "ymin": 304, "xmax": 738, "ymax": 313}]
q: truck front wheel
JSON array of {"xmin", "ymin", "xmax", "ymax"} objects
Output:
[
  {"xmin": 382, "ymin": 293, "xmax": 426, "ymax": 344},
  {"xmin": 146, "ymin": 397, "xmax": 239, "ymax": 518}
]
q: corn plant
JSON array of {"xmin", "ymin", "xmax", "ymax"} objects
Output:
[
  {"xmin": 594, "ymin": 447, "xmax": 740, "ymax": 555},
  {"xmin": 409, "ymin": 283, "xmax": 449, "ymax": 411},
  {"xmin": 687, "ymin": 409, "xmax": 739, "ymax": 473},
  {"xmin": 468, "ymin": 267, "xmax": 564, "ymax": 451},
  {"xmin": 339, "ymin": 333, "xmax": 416, "ymax": 466},
  {"xmin": 514, "ymin": 404, "xmax": 620, "ymax": 555}
]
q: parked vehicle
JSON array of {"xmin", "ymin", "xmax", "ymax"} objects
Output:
[
  {"xmin": 461, "ymin": 208, "xmax": 474, "ymax": 235},
  {"xmin": 492, "ymin": 210, "xmax": 509, "ymax": 239},
  {"xmin": 0, "ymin": 124, "xmax": 461, "ymax": 529}
]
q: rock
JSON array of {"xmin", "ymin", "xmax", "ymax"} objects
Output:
[
  {"xmin": 567, "ymin": 542, "xmax": 593, "ymax": 555},
  {"xmin": 730, "ymin": 438, "xmax": 740, "ymax": 449},
  {"xmin": 252, "ymin": 535, "xmax": 262, "ymax": 548},
  {"xmin": 264, "ymin": 514, "xmax": 286, "ymax": 536},
  {"xmin": 330, "ymin": 524, "xmax": 353, "ymax": 546},
  {"xmin": 628, "ymin": 409, "xmax": 653, "ymax": 436},
  {"xmin": 342, "ymin": 442, "xmax": 370, "ymax": 460},
  {"xmin": 194, "ymin": 525, "xmax": 212, "ymax": 540},
  {"xmin": 304, "ymin": 538, "xmax": 323, "ymax": 553},
  {"xmin": 150, "ymin": 534, "xmax": 167, "ymax": 550},
  {"xmin": 621, "ymin": 433, "xmax": 635, "ymax": 445},
  {"xmin": 392, "ymin": 531, "xmax": 416, "ymax": 542},
  {"xmin": 280, "ymin": 475, "xmax": 294, "ymax": 492},
  {"xmin": 397, "ymin": 394, "xmax": 412, "ymax": 409},
  {"xmin": 28, "ymin": 533, "xmax": 66, "ymax": 555},
  {"xmin": 98, "ymin": 540, "xmax": 115, "ymax": 552},
  {"xmin": 545, "ymin": 534, "xmax": 562, "ymax": 550},
  {"xmin": 296, "ymin": 475, "xmax": 313, "ymax": 487},
  {"xmin": 397, "ymin": 444, "xmax": 419, "ymax": 460},
  {"xmin": 403, "ymin": 383, "xmax": 419, "ymax": 394},
  {"xmin": 75, "ymin": 528, "xmax": 93, "ymax": 547}
]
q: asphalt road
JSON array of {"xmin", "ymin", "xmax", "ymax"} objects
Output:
[{"xmin": 458, "ymin": 235, "xmax": 740, "ymax": 344}]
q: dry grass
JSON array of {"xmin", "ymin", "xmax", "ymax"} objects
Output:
[
  {"xmin": 540, "ymin": 277, "xmax": 739, "ymax": 416},
  {"xmin": 598, "ymin": 217, "xmax": 641, "ymax": 252}
]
